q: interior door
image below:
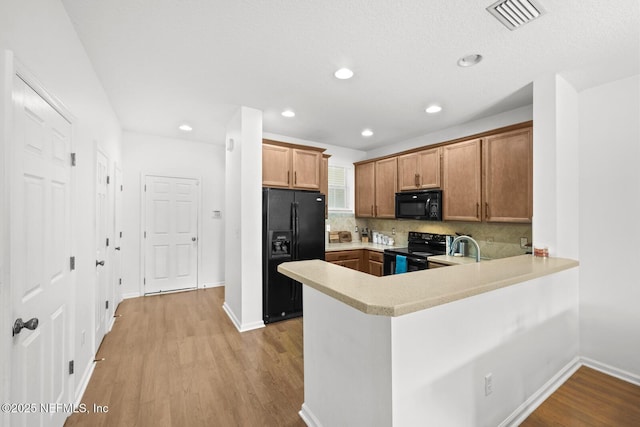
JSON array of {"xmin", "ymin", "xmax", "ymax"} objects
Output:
[
  {"xmin": 144, "ymin": 175, "xmax": 199, "ymax": 294},
  {"xmin": 10, "ymin": 74, "xmax": 73, "ymax": 427},
  {"xmin": 95, "ymin": 150, "xmax": 108, "ymax": 349},
  {"xmin": 112, "ymin": 165, "xmax": 123, "ymax": 311}
]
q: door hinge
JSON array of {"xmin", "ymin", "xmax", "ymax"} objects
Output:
[
  {"xmin": 106, "ymin": 175, "xmax": 110, "ymax": 184},
  {"xmin": 68, "ymin": 360, "xmax": 74, "ymax": 375},
  {"xmin": 144, "ymin": 184, "xmax": 147, "ymax": 191},
  {"xmin": 70, "ymin": 256, "xmax": 76, "ymax": 271},
  {"xmin": 70, "ymin": 153, "xmax": 76, "ymax": 166},
  {"xmin": 144, "ymin": 278, "xmax": 146, "ymax": 285},
  {"xmin": 106, "ymin": 238, "xmax": 109, "ymax": 247},
  {"xmin": 119, "ymin": 278, "xmax": 122, "ymax": 285},
  {"xmin": 120, "ymin": 185, "xmax": 123, "ymax": 191},
  {"xmin": 105, "ymin": 300, "xmax": 109, "ymax": 310},
  {"xmin": 120, "ymin": 231, "xmax": 123, "ymax": 238},
  {"xmin": 144, "ymin": 231, "xmax": 146, "ymax": 238}
]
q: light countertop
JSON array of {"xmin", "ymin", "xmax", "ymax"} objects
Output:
[
  {"xmin": 428, "ymin": 254, "xmax": 488, "ymax": 266},
  {"xmin": 325, "ymin": 242, "xmax": 404, "ymax": 252},
  {"xmin": 278, "ymin": 255, "xmax": 578, "ymax": 317}
]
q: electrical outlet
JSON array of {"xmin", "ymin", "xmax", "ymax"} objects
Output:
[
  {"xmin": 520, "ymin": 237, "xmax": 528, "ymax": 248},
  {"xmin": 392, "ymin": 228, "xmax": 396, "ymax": 235},
  {"xmin": 81, "ymin": 330, "xmax": 86, "ymax": 347},
  {"xmin": 355, "ymin": 225, "xmax": 359, "ymax": 233},
  {"xmin": 485, "ymin": 373, "xmax": 493, "ymax": 396}
]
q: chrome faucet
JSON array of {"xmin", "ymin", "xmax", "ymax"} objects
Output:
[{"xmin": 450, "ymin": 235, "xmax": 481, "ymax": 262}]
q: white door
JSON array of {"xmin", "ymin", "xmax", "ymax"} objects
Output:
[
  {"xmin": 144, "ymin": 175, "xmax": 199, "ymax": 294},
  {"xmin": 95, "ymin": 150, "xmax": 108, "ymax": 349},
  {"xmin": 112, "ymin": 165, "xmax": 123, "ymax": 312},
  {"xmin": 10, "ymin": 74, "xmax": 73, "ymax": 427}
]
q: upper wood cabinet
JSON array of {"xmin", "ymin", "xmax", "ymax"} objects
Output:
[
  {"xmin": 262, "ymin": 140, "xmax": 324, "ymax": 190},
  {"xmin": 262, "ymin": 143, "xmax": 291, "ymax": 188},
  {"xmin": 482, "ymin": 128, "xmax": 532, "ymax": 223},
  {"xmin": 397, "ymin": 147, "xmax": 441, "ymax": 191},
  {"xmin": 355, "ymin": 162, "xmax": 375, "ymax": 217},
  {"xmin": 355, "ymin": 158, "xmax": 398, "ymax": 218},
  {"xmin": 442, "ymin": 138, "xmax": 482, "ymax": 222},
  {"xmin": 374, "ymin": 157, "xmax": 398, "ymax": 218}
]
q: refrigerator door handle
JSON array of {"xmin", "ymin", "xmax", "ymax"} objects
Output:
[{"xmin": 294, "ymin": 202, "xmax": 300, "ymax": 259}]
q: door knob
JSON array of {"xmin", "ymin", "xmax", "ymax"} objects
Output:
[
  {"xmin": 192, "ymin": 237, "xmax": 197, "ymax": 242},
  {"xmin": 96, "ymin": 260, "xmax": 105, "ymax": 266},
  {"xmin": 115, "ymin": 247, "xmax": 121, "ymax": 251},
  {"xmin": 13, "ymin": 317, "xmax": 39, "ymax": 336}
]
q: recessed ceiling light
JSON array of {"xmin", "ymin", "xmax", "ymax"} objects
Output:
[
  {"xmin": 457, "ymin": 54, "xmax": 483, "ymax": 67},
  {"xmin": 178, "ymin": 124, "xmax": 193, "ymax": 132},
  {"xmin": 281, "ymin": 110, "xmax": 296, "ymax": 118},
  {"xmin": 361, "ymin": 129, "xmax": 373, "ymax": 137},
  {"xmin": 425, "ymin": 105, "xmax": 442, "ymax": 114},
  {"xmin": 334, "ymin": 68, "xmax": 354, "ymax": 80}
]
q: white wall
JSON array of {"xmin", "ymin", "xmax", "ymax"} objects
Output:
[
  {"xmin": 121, "ymin": 131, "xmax": 226, "ymax": 297},
  {"xmin": 223, "ymin": 107, "xmax": 264, "ymax": 332},
  {"xmin": 364, "ymin": 104, "xmax": 533, "ymax": 159},
  {"xmin": 578, "ymin": 74, "xmax": 640, "ymax": 378},
  {"xmin": 0, "ymin": 0, "xmax": 122, "ymax": 407}
]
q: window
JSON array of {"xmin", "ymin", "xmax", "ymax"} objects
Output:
[{"xmin": 328, "ymin": 166, "xmax": 348, "ymax": 210}]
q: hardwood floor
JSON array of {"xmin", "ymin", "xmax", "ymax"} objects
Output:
[
  {"xmin": 65, "ymin": 287, "xmax": 640, "ymax": 427},
  {"xmin": 522, "ymin": 366, "xmax": 640, "ymax": 426},
  {"xmin": 64, "ymin": 288, "xmax": 306, "ymax": 427}
]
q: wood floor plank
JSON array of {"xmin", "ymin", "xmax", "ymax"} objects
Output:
[
  {"xmin": 522, "ymin": 366, "xmax": 640, "ymax": 427},
  {"xmin": 64, "ymin": 288, "xmax": 306, "ymax": 427}
]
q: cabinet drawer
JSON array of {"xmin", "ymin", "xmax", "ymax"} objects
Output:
[
  {"xmin": 368, "ymin": 251, "xmax": 384, "ymax": 263},
  {"xmin": 325, "ymin": 250, "xmax": 361, "ymax": 262}
]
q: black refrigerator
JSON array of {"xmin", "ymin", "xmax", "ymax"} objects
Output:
[{"xmin": 263, "ymin": 188, "xmax": 325, "ymax": 324}]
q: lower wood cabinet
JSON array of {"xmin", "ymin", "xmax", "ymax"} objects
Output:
[
  {"xmin": 325, "ymin": 249, "xmax": 384, "ymax": 276},
  {"xmin": 367, "ymin": 250, "xmax": 384, "ymax": 277},
  {"xmin": 325, "ymin": 250, "xmax": 363, "ymax": 272}
]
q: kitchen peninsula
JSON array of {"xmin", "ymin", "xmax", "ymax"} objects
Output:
[{"xmin": 279, "ymin": 255, "xmax": 579, "ymax": 426}]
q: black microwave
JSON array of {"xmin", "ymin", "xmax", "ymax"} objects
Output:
[{"xmin": 395, "ymin": 190, "xmax": 443, "ymax": 221}]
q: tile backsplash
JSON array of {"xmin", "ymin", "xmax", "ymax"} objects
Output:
[{"xmin": 328, "ymin": 212, "xmax": 531, "ymax": 260}]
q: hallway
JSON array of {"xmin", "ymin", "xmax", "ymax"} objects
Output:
[{"xmin": 64, "ymin": 288, "xmax": 305, "ymax": 427}]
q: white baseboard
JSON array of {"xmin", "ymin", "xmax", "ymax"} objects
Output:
[
  {"xmin": 581, "ymin": 356, "xmax": 640, "ymax": 386},
  {"xmin": 121, "ymin": 291, "xmax": 141, "ymax": 300},
  {"xmin": 502, "ymin": 356, "xmax": 640, "ymax": 426},
  {"xmin": 107, "ymin": 315, "xmax": 116, "ymax": 333},
  {"xmin": 200, "ymin": 281, "xmax": 224, "ymax": 289},
  {"xmin": 299, "ymin": 403, "xmax": 322, "ymax": 427},
  {"xmin": 222, "ymin": 302, "xmax": 265, "ymax": 333},
  {"xmin": 74, "ymin": 358, "xmax": 96, "ymax": 405},
  {"xmin": 501, "ymin": 356, "xmax": 582, "ymax": 427}
]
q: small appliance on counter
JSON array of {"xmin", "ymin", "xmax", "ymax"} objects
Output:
[
  {"xmin": 383, "ymin": 231, "xmax": 449, "ymax": 275},
  {"xmin": 263, "ymin": 188, "xmax": 325, "ymax": 324},
  {"xmin": 395, "ymin": 190, "xmax": 443, "ymax": 221}
]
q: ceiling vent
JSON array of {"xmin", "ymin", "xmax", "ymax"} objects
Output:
[{"xmin": 487, "ymin": 0, "xmax": 545, "ymax": 31}]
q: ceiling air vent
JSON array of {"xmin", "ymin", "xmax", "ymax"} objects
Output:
[{"xmin": 487, "ymin": 0, "xmax": 545, "ymax": 31}]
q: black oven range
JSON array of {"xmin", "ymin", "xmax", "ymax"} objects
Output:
[{"xmin": 383, "ymin": 231, "xmax": 449, "ymax": 276}]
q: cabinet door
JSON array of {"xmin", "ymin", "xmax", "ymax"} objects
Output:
[
  {"xmin": 442, "ymin": 139, "xmax": 482, "ymax": 221},
  {"xmin": 263, "ymin": 144, "xmax": 291, "ymax": 188},
  {"xmin": 368, "ymin": 260, "xmax": 383, "ymax": 277},
  {"xmin": 375, "ymin": 157, "xmax": 398, "ymax": 218},
  {"xmin": 342, "ymin": 258, "xmax": 361, "ymax": 271},
  {"xmin": 397, "ymin": 153, "xmax": 420, "ymax": 191},
  {"xmin": 417, "ymin": 147, "xmax": 441, "ymax": 189},
  {"xmin": 483, "ymin": 128, "xmax": 532, "ymax": 223},
  {"xmin": 292, "ymin": 149, "xmax": 321, "ymax": 190},
  {"xmin": 355, "ymin": 162, "xmax": 376, "ymax": 218}
]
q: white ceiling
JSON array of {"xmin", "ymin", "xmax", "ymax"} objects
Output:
[{"xmin": 61, "ymin": 0, "xmax": 639, "ymax": 150}]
